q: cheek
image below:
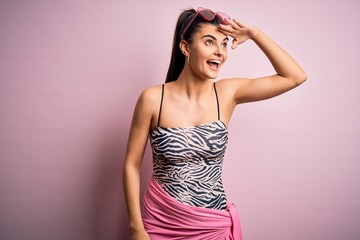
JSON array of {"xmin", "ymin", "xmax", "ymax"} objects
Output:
[
  {"xmin": 222, "ymin": 51, "xmax": 228, "ymax": 63},
  {"xmin": 190, "ymin": 46, "xmax": 206, "ymax": 61},
  {"xmin": 193, "ymin": 50, "xmax": 210, "ymax": 63}
]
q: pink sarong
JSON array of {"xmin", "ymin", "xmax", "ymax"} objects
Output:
[{"xmin": 143, "ymin": 177, "xmax": 242, "ymax": 240}]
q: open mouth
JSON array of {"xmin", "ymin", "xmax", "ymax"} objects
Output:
[{"xmin": 207, "ymin": 59, "xmax": 221, "ymax": 70}]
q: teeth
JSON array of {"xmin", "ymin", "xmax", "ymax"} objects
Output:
[{"xmin": 208, "ymin": 60, "xmax": 221, "ymax": 64}]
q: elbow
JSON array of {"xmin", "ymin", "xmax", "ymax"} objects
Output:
[
  {"xmin": 299, "ymin": 74, "xmax": 308, "ymax": 85},
  {"xmin": 301, "ymin": 70, "xmax": 308, "ymax": 82},
  {"xmin": 293, "ymin": 71, "xmax": 307, "ymax": 86}
]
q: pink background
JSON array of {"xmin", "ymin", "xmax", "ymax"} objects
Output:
[{"xmin": 1, "ymin": 0, "xmax": 359, "ymax": 239}]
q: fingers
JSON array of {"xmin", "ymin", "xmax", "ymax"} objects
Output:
[
  {"xmin": 217, "ymin": 18, "xmax": 253, "ymax": 49},
  {"xmin": 232, "ymin": 18, "xmax": 247, "ymax": 28},
  {"xmin": 217, "ymin": 23, "xmax": 234, "ymax": 35},
  {"xmin": 218, "ymin": 18, "xmax": 247, "ymax": 36},
  {"xmin": 225, "ymin": 18, "xmax": 247, "ymax": 31},
  {"xmin": 232, "ymin": 19, "xmax": 259, "ymax": 39},
  {"xmin": 231, "ymin": 39, "xmax": 239, "ymax": 50}
]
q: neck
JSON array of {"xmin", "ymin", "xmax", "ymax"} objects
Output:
[{"xmin": 175, "ymin": 66, "xmax": 214, "ymax": 99}]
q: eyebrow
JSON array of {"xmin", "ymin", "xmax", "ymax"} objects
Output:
[{"xmin": 202, "ymin": 34, "xmax": 229, "ymax": 42}]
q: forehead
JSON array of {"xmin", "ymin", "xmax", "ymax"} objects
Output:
[{"xmin": 194, "ymin": 23, "xmax": 228, "ymax": 40}]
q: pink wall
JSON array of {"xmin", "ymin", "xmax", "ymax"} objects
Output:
[{"xmin": 1, "ymin": 0, "xmax": 359, "ymax": 239}]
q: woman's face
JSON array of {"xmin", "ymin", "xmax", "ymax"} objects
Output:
[{"xmin": 188, "ymin": 23, "xmax": 229, "ymax": 80}]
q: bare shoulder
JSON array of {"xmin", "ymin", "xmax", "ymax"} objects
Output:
[
  {"xmin": 133, "ymin": 84, "xmax": 163, "ymax": 122},
  {"xmin": 212, "ymin": 78, "xmax": 249, "ymax": 123},
  {"xmin": 126, "ymin": 85, "xmax": 163, "ymax": 159},
  {"xmin": 138, "ymin": 84, "xmax": 163, "ymax": 105},
  {"xmin": 216, "ymin": 78, "xmax": 248, "ymax": 91},
  {"xmin": 216, "ymin": 78, "xmax": 249, "ymax": 102}
]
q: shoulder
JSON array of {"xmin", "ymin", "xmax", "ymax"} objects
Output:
[
  {"xmin": 216, "ymin": 78, "xmax": 249, "ymax": 97},
  {"xmin": 135, "ymin": 84, "xmax": 163, "ymax": 114},
  {"xmin": 216, "ymin": 78, "xmax": 248, "ymax": 90},
  {"xmin": 139, "ymin": 84, "xmax": 162, "ymax": 102},
  {"xmin": 130, "ymin": 84, "xmax": 164, "ymax": 129}
]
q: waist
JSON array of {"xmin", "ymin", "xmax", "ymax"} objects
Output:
[
  {"xmin": 143, "ymin": 176, "xmax": 242, "ymax": 239},
  {"xmin": 154, "ymin": 175, "xmax": 227, "ymax": 210}
]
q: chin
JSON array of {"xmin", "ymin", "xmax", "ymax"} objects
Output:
[
  {"xmin": 198, "ymin": 67, "xmax": 220, "ymax": 80},
  {"xmin": 207, "ymin": 71, "xmax": 219, "ymax": 79}
]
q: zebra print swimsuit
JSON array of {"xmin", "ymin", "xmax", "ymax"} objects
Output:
[{"xmin": 149, "ymin": 83, "xmax": 228, "ymax": 210}]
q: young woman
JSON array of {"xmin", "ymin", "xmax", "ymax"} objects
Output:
[{"xmin": 123, "ymin": 7, "xmax": 307, "ymax": 240}]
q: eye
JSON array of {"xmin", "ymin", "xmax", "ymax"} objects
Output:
[
  {"xmin": 205, "ymin": 39, "xmax": 214, "ymax": 46},
  {"xmin": 221, "ymin": 42, "xmax": 228, "ymax": 48}
]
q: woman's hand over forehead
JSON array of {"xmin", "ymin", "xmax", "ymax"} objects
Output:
[{"xmin": 217, "ymin": 18, "xmax": 258, "ymax": 49}]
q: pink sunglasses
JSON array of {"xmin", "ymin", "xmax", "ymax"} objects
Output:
[{"xmin": 181, "ymin": 7, "xmax": 230, "ymax": 40}]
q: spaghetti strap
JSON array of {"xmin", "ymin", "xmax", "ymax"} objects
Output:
[
  {"xmin": 157, "ymin": 84, "xmax": 165, "ymax": 127},
  {"xmin": 213, "ymin": 82, "xmax": 220, "ymax": 121}
]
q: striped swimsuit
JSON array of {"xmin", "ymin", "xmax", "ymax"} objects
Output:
[{"xmin": 149, "ymin": 83, "xmax": 228, "ymax": 210}]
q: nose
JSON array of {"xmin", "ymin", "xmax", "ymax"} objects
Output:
[{"xmin": 214, "ymin": 44, "xmax": 224, "ymax": 57}]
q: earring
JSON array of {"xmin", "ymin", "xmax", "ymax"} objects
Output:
[{"xmin": 186, "ymin": 55, "xmax": 190, "ymax": 63}]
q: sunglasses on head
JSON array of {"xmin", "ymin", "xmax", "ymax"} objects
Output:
[{"xmin": 181, "ymin": 7, "xmax": 230, "ymax": 40}]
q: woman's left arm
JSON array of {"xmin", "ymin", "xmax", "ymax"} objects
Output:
[{"xmin": 218, "ymin": 19, "xmax": 307, "ymax": 104}]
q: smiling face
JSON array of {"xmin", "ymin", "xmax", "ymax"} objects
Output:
[{"xmin": 185, "ymin": 23, "xmax": 229, "ymax": 80}]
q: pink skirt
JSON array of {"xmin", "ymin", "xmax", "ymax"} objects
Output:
[{"xmin": 143, "ymin": 177, "xmax": 242, "ymax": 240}]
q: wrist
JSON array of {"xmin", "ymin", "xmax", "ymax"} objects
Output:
[
  {"xmin": 129, "ymin": 219, "xmax": 145, "ymax": 232},
  {"xmin": 130, "ymin": 226, "xmax": 145, "ymax": 234},
  {"xmin": 130, "ymin": 222, "xmax": 145, "ymax": 232},
  {"xmin": 249, "ymin": 26, "xmax": 259, "ymax": 39}
]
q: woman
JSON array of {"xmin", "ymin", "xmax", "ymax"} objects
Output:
[{"xmin": 123, "ymin": 7, "xmax": 307, "ymax": 240}]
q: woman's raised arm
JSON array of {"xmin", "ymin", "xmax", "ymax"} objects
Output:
[{"xmin": 218, "ymin": 19, "xmax": 307, "ymax": 104}]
